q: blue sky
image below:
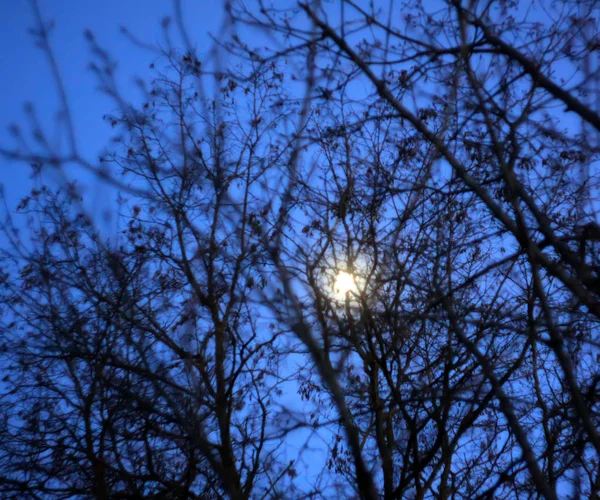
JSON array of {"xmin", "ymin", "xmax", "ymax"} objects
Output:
[
  {"xmin": 2, "ymin": 1, "xmax": 597, "ymax": 496},
  {"xmin": 0, "ymin": 1, "xmax": 222, "ymax": 222}
]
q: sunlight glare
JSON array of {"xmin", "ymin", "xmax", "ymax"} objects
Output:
[{"xmin": 334, "ymin": 271, "xmax": 358, "ymax": 298}]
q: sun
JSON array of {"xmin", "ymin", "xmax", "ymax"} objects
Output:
[{"xmin": 334, "ymin": 271, "xmax": 358, "ymax": 298}]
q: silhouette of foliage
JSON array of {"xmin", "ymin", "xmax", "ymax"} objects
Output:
[{"xmin": 1, "ymin": 1, "xmax": 600, "ymax": 498}]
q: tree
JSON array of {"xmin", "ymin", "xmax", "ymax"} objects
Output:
[
  {"xmin": 1, "ymin": 0, "xmax": 600, "ymax": 498},
  {"xmin": 0, "ymin": 13, "xmax": 301, "ymax": 498}
]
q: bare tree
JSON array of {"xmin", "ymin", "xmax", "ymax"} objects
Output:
[
  {"xmin": 228, "ymin": 0, "xmax": 600, "ymax": 498},
  {"xmin": 2, "ymin": 0, "xmax": 600, "ymax": 499},
  {"xmin": 0, "ymin": 9, "xmax": 305, "ymax": 498}
]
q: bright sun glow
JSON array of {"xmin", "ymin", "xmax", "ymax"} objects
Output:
[{"xmin": 334, "ymin": 271, "xmax": 358, "ymax": 298}]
